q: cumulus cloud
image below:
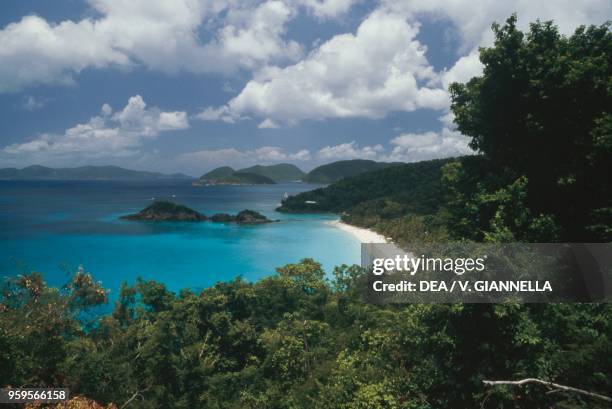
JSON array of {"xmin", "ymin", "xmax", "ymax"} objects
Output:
[
  {"xmin": 257, "ymin": 118, "xmax": 280, "ymax": 128},
  {"xmin": 0, "ymin": 0, "xmax": 305, "ymax": 92},
  {"xmin": 314, "ymin": 129, "xmax": 472, "ymax": 163},
  {"xmin": 384, "ymin": 0, "xmax": 611, "ymax": 52},
  {"xmin": 195, "ymin": 106, "xmax": 237, "ymax": 123},
  {"xmin": 210, "ymin": 1, "xmax": 303, "ymax": 70},
  {"xmin": 387, "ymin": 128, "xmax": 472, "ymax": 161},
  {"xmin": 295, "ymin": 0, "xmax": 360, "ymax": 19},
  {"xmin": 317, "ymin": 141, "xmax": 384, "ymax": 161},
  {"xmin": 385, "ymin": 0, "xmax": 612, "ymax": 90},
  {"xmin": 198, "ymin": 0, "xmax": 610, "ymax": 126},
  {"xmin": 0, "ymin": 15, "xmax": 129, "ymax": 92},
  {"xmin": 2, "ymin": 95, "xmax": 188, "ymax": 161},
  {"xmin": 181, "ymin": 145, "xmax": 312, "ymax": 170},
  {"xmin": 440, "ymin": 51, "xmax": 482, "ymax": 89},
  {"xmin": 201, "ymin": 9, "xmax": 448, "ymax": 125}
]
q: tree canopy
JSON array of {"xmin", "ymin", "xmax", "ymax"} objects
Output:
[{"xmin": 450, "ymin": 15, "xmax": 612, "ymax": 241}]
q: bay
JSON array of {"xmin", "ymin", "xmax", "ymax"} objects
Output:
[{"xmin": 0, "ymin": 180, "xmax": 359, "ymax": 297}]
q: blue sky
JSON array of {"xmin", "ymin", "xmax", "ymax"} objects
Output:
[{"xmin": 0, "ymin": 0, "xmax": 609, "ymax": 175}]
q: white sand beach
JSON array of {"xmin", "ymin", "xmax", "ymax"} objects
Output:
[{"xmin": 326, "ymin": 219, "xmax": 388, "ymax": 243}]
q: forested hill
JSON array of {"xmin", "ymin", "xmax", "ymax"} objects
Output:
[
  {"xmin": 194, "ymin": 170, "xmax": 275, "ymax": 185},
  {"xmin": 278, "ymin": 157, "xmax": 455, "ymax": 214},
  {"xmin": 199, "ymin": 166, "xmax": 235, "ymax": 180},
  {"xmin": 237, "ymin": 163, "xmax": 305, "ymax": 182},
  {"xmin": 302, "ymin": 159, "xmax": 402, "ymax": 183}
]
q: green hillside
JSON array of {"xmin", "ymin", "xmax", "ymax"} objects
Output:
[
  {"xmin": 237, "ymin": 163, "xmax": 305, "ymax": 182},
  {"xmin": 194, "ymin": 168, "xmax": 275, "ymax": 185},
  {"xmin": 0, "ymin": 165, "xmax": 189, "ymax": 180},
  {"xmin": 278, "ymin": 157, "xmax": 459, "ymax": 242},
  {"xmin": 303, "ymin": 159, "xmax": 402, "ymax": 183},
  {"xmin": 199, "ymin": 166, "xmax": 236, "ymax": 180},
  {"xmin": 226, "ymin": 172, "xmax": 275, "ymax": 184}
]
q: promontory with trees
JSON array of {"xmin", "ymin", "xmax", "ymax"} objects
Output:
[{"xmin": 1, "ymin": 17, "xmax": 611, "ymax": 409}]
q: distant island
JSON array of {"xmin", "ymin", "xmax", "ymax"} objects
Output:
[
  {"xmin": 120, "ymin": 200, "xmax": 274, "ymax": 224},
  {"xmin": 120, "ymin": 201, "xmax": 208, "ymax": 221},
  {"xmin": 210, "ymin": 209, "xmax": 273, "ymax": 224},
  {"xmin": 193, "ymin": 163, "xmax": 304, "ymax": 186},
  {"xmin": 193, "ymin": 168, "xmax": 276, "ymax": 186},
  {"xmin": 193, "ymin": 160, "xmax": 405, "ymax": 186},
  {"xmin": 238, "ymin": 164, "xmax": 305, "ymax": 182},
  {"xmin": 0, "ymin": 160, "xmax": 407, "ymax": 184},
  {"xmin": 0, "ymin": 165, "xmax": 191, "ymax": 180}
]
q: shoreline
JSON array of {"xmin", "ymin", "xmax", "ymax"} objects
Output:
[{"xmin": 326, "ymin": 219, "xmax": 388, "ymax": 243}]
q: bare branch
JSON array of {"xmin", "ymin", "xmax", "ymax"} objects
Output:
[
  {"xmin": 120, "ymin": 386, "xmax": 150, "ymax": 409},
  {"xmin": 120, "ymin": 391, "xmax": 142, "ymax": 409},
  {"xmin": 482, "ymin": 378, "xmax": 611, "ymax": 403}
]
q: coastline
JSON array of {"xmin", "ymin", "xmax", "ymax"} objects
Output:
[{"xmin": 326, "ymin": 219, "xmax": 388, "ymax": 243}]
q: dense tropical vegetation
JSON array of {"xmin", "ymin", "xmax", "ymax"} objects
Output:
[
  {"xmin": 2, "ymin": 262, "xmax": 611, "ymax": 408},
  {"xmin": 1, "ymin": 16, "xmax": 611, "ymax": 409},
  {"xmin": 238, "ymin": 164, "xmax": 305, "ymax": 182},
  {"xmin": 302, "ymin": 159, "xmax": 402, "ymax": 183},
  {"xmin": 194, "ymin": 170, "xmax": 276, "ymax": 185},
  {"xmin": 195, "ymin": 164, "xmax": 305, "ymax": 185},
  {"xmin": 278, "ymin": 157, "xmax": 456, "ymax": 243}
]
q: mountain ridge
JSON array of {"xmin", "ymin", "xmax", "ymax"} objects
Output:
[
  {"xmin": 193, "ymin": 169, "xmax": 275, "ymax": 185},
  {"xmin": 302, "ymin": 159, "xmax": 403, "ymax": 183},
  {"xmin": 237, "ymin": 163, "xmax": 305, "ymax": 182},
  {"xmin": 0, "ymin": 165, "xmax": 191, "ymax": 180}
]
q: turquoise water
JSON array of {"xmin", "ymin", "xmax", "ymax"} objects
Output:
[{"xmin": 0, "ymin": 180, "xmax": 359, "ymax": 296}]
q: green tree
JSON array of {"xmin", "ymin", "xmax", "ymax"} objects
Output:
[{"xmin": 450, "ymin": 15, "xmax": 612, "ymax": 241}]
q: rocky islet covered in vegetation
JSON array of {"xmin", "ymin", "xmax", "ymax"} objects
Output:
[{"xmin": 121, "ymin": 200, "xmax": 274, "ymax": 224}]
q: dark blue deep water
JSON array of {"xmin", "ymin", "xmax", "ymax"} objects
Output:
[{"xmin": 0, "ymin": 180, "xmax": 359, "ymax": 297}]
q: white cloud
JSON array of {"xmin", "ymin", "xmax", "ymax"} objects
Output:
[
  {"xmin": 317, "ymin": 141, "xmax": 384, "ymax": 161},
  {"xmin": 0, "ymin": 15, "xmax": 129, "ymax": 92},
  {"xmin": 258, "ymin": 118, "xmax": 280, "ymax": 128},
  {"xmin": 100, "ymin": 103, "xmax": 113, "ymax": 116},
  {"xmin": 180, "ymin": 145, "xmax": 311, "ymax": 171},
  {"xmin": 384, "ymin": 0, "xmax": 612, "ymax": 91},
  {"xmin": 295, "ymin": 0, "xmax": 360, "ymax": 19},
  {"xmin": 2, "ymin": 95, "xmax": 188, "ymax": 161},
  {"xmin": 0, "ymin": 0, "xmax": 305, "ymax": 92},
  {"xmin": 212, "ymin": 1, "xmax": 303, "ymax": 70},
  {"xmin": 290, "ymin": 149, "xmax": 312, "ymax": 161},
  {"xmin": 255, "ymin": 146, "xmax": 311, "ymax": 161},
  {"xmin": 440, "ymin": 51, "xmax": 482, "ymax": 89},
  {"xmin": 199, "ymin": 0, "xmax": 610, "ymax": 126},
  {"xmin": 383, "ymin": 0, "xmax": 611, "ymax": 52},
  {"xmin": 203, "ymin": 9, "xmax": 448, "ymax": 124},
  {"xmin": 314, "ymin": 129, "xmax": 473, "ymax": 163},
  {"xmin": 387, "ymin": 128, "xmax": 473, "ymax": 161},
  {"xmin": 22, "ymin": 96, "xmax": 47, "ymax": 111},
  {"xmin": 195, "ymin": 106, "xmax": 237, "ymax": 123}
]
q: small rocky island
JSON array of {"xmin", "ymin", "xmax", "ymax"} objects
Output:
[
  {"xmin": 120, "ymin": 200, "xmax": 207, "ymax": 221},
  {"xmin": 120, "ymin": 200, "xmax": 274, "ymax": 224},
  {"xmin": 210, "ymin": 210, "xmax": 271, "ymax": 224}
]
